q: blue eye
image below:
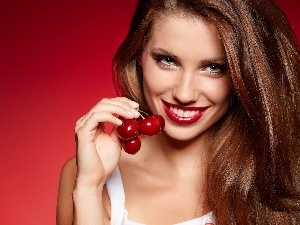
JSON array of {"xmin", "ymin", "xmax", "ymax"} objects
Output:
[
  {"xmin": 161, "ymin": 57, "xmax": 173, "ymax": 65},
  {"xmin": 153, "ymin": 54, "xmax": 177, "ymax": 68},
  {"xmin": 207, "ymin": 63, "xmax": 227, "ymax": 74}
]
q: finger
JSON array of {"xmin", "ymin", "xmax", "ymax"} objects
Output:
[
  {"xmin": 96, "ymin": 98, "xmax": 140, "ymax": 116},
  {"xmin": 75, "ymin": 105, "xmax": 139, "ymax": 133},
  {"xmin": 110, "ymin": 125, "xmax": 121, "ymax": 143},
  {"xmin": 83, "ymin": 99, "xmax": 139, "ymax": 125},
  {"xmin": 75, "ymin": 103, "xmax": 140, "ymax": 132},
  {"xmin": 76, "ymin": 112, "xmax": 122, "ymax": 137},
  {"xmin": 96, "ymin": 102, "xmax": 140, "ymax": 118},
  {"xmin": 75, "ymin": 97, "xmax": 141, "ymax": 134},
  {"xmin": 75, "ymin": 98, "xmax": 130, "ymax": 126},
  {"xmin": 75, "ymin": 114, "xmax": 86, "ymax": 126},
  {"xmin": 102, "ymin": 97, "xmax": 139, "ymax": 109}
]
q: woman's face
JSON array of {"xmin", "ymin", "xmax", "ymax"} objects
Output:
[{"xmin": 141, "ymin": 13, "xmax": 232, "ymax": 141}]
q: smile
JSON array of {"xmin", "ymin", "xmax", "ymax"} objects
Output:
[
  {"xmin": 162, "ymin": 100, "xmax": 209, "ymax": 125},
  {"xmin": 169, "ymin": 107, "xmax": 199, "ymax": 118}
]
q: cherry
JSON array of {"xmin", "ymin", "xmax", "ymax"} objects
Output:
[
  {"xmin": 117, "ymin": 118, "xmax": 139, "ymax": 140},
  {"xmin": 139, "ymin": 115, "xmax": 162, "ymax": 136},
  {"xmin": 122, "ymin": 137, "xmax": 141, "ymax": 154},
  {"xmin": 154, "ymin": 114, "xmax": 165, "ymax": 131},
  {"xmin": 116, "ymin": 109, "xmax": 165, "ymax": 155}
]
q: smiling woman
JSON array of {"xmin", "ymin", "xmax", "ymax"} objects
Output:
[
  {"xmin": 56, "ymin": 0, "xmax": 300, "ymax": 224},
  {"xmin": 141, "ymin": 14, "xmax": 232, "ymax": 140}
]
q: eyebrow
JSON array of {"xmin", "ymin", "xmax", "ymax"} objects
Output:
[
  {"xmin": 151, "ymin": 47, "xmax": 227, "ymax": 64},
  {"xmin": 151, "ymin": 48, "xmax": 179, "ymax": 60}
]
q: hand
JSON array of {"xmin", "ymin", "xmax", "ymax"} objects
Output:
[{"xmin": 74, "ymin": 97, "xmax": 140, "ymax": 188}]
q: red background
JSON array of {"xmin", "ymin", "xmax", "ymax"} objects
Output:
[{"xmin": 0, "ymin": 1, "xmax": 298, "ymax": 224}]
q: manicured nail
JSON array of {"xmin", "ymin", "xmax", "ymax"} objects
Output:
[
  {"xmin": 131, "ymin": 108, "xmax": 140, "ymax": 116},
  {"xmin": 115, "ymin": 118, "xmax": 123, "ymax": 125},
  {"xmin": 129, "ymin": 100, "xmax": 139, "ymax": 109},
  {"xmin": 126, "ymin": 110, "xmax": 135, "ymax": 116}
]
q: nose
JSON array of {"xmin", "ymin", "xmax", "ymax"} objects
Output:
[{"xmin": 173, "ymin": 71, "xmax": 198, "ymax": 104}]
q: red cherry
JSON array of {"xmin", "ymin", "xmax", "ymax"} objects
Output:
[
  {"xmin": 117, "ymin": 118, "xmax": 139, "ymax": 140},
  {"xmin": 122, "ymin": 137, "xmax": 141, "ymax": 154},
  {"xmin": 154, "ymin": 114, "xmax": 165, "ymax": 131},
  {"xmin": 139, "ymin": 115, "xmax": 161, "ymax": 136}
]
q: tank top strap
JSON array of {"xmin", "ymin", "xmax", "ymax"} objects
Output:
[{"xmin": 106, "ymin": 167, "xmax": 126, "ymax": 224}]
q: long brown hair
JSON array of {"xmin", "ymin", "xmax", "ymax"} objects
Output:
[{"xmin": 113, "ymin": 0, "xmax": 300, "ymax": 223}]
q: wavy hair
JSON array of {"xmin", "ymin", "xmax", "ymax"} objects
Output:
[{"xmin": 112, "ymin": 0, "xmax": 300, "ymax": 223}]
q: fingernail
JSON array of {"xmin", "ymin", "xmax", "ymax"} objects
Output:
[
  {"xmin": 126, "ymin": 110, "xmax": 135, "ymax": 116},
  {"xmin": 116, "ymin": 118, "xmax": 123, "ymax": 125},
  {"xmin": 131, "ymin": 108, "xmax": 140, "ymax": 116},
  {"xmin": 130, "ymin": 100, "xmax": 139, "ymax": 109}
]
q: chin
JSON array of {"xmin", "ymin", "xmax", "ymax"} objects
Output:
[
  {"xmin": 163, "ymin": 129, "xmax": 205, "ymax": 143},
  {"xmin": 164, "ymin": 120, "xmax": 218, "ymax": 142}
]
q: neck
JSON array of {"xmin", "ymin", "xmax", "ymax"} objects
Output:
[
  {"xmin": 120, "ymin": 132, "xmax": 212, "ymax": 219},
  {"xmin": 150, "ymin": 132, "xmax": 212, "ymax": 217},
  {"xmin": 142, "ymin": 131, "xmax": 211, "ymax": 180}
]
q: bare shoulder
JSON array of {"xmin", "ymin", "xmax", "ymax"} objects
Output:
[
  {"xmin": 60, "ymin": 156, "xmax": 77, "ymax": 179},
  {"xmin": 58, "ymin": 156, "xmax": 77, "ymax": 195},
  {"xmin": 56, "ymin": 156, "xmax": 111, "ymax": 225},
  {"xmin": 56, "ymin": 156, "xmax": 77, "ymax": 225}
]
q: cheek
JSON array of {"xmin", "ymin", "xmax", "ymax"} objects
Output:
[
  {"xmin": 142, "ymin": 71, "xmax": 167, "ymax": 112},
  {"xmin": 142, "ymin": 56, "xmax": 169, "ymax": 96},
  {"xmin": 142, "ymin": 73, "xmax": 165, "ymax": 105},
  {"xmin": 205, "ymin": 78, "xmax": 232, "ymax": 104}
]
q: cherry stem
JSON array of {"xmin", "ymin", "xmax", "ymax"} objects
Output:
[{"xmin": 136, "ymin": 108, "xmax": 149, "ymax": 119}]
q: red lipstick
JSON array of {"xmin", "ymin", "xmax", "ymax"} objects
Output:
[{"xmin": 162, "ymin": 100, "xmax": 209, "ymax": 125}]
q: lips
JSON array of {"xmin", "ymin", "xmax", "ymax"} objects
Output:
[{"xmin": 162, "ymin": 100, "xmax": 209, "ymax": 125}]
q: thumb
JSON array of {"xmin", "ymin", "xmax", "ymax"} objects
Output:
[{"xmin": 110, "ymin": 126, "xmax": 122, "ymax": 147}]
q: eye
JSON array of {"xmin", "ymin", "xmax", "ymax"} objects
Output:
[
  {"xmin": 208, "ymin": 64, "xmax": 226, "ymax": 73},
  {"xmin": 153, "ymin": 54, "xmax": 177, "ymax": 68},
  {"xmin": 203, "ymin": 63, "xmax": 227, "ymax": 77}
]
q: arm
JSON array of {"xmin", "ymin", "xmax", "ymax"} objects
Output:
[
  {"xmin": 56, "ymin": 97, "xmax": 139, "ymax": 225},
  {"xmin": 56, "ymin": 157, "xmax": 77, "ymax": 225},
  {"xmin": 72, "ymin": 185, "xmax": 105, "ymax": 225},
  {"xmin": 56, "ymin": 157, "xmax": 111, "ymax": 225}
]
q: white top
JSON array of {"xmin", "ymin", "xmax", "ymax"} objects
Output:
[{"xmin": 106, "ymin": 168, "xmax": 216, "ymax": 225}]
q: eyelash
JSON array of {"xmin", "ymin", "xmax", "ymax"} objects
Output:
[
  {"xmin": 153, "ymin": 54, "xmax": 177, "ymax": 68},
  {"xmin": 205, "ymin": 64, "xmax": 227, "ymax": 74},
  {"xmin": 152, "ymin": 54, "xmax": 227, "ymax": 76}
]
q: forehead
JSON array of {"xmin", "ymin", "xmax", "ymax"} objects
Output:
[
  {"xmin": 156, "ymin": 12, "xmax": 215, "ymax": 33},
  {"xmin": 146, "ymin": 12, "xmax": 225, "ymax": 58}
]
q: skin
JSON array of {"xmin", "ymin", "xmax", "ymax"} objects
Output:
[
  {"xmin": 57, "ymin": 13, "xmax": 232, "ymax": 225},
  {"xmin": 142, "ymin": 14, "xmax": 232, "ymax": 141}
]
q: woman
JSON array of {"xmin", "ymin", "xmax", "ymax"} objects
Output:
[{"xmin": 57, "ymin": 0, "xmax": 300, "ymax": 224}]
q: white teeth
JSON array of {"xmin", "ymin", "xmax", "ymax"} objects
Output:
[
  {"xmin": 178, "ymin": 109, "xmax": 184, "ymax": 117},
  {"xmin": 183, "ymin": 111, "xmax": 189, "ymax": 117},
  {"xmin": 170, "ymin": 107, "xmax": 200, "ymax": 118},
  {"xmin": 190, "ymin": 111, "xmax": 195, "ymax": 117},
  {"xmin": 174, "ymin": 107, "xmax": 178, "ymax": 115}
]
